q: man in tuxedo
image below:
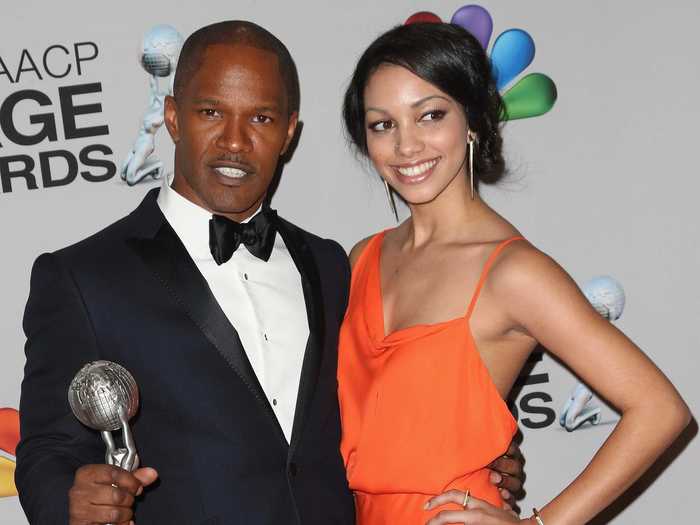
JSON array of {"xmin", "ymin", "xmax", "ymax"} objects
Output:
[{"xmin": 16, "ymin": 21, "xmax": 523, "ymax": 524}]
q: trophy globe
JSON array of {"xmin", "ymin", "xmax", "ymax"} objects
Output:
[
  {"xmin": 140, "ymin": 24, "xmax": 183, "ymax": 77},
  {"xmin": 583, "ymin": 276, "xmax": 626, "ymax": 322},
  {"xmin": 68, "ymin": 360, "xmax": 141, "ymax": 471},
  {"xmin": 68, "ymin": 361, "xmax": 139, "ymax": 432}
]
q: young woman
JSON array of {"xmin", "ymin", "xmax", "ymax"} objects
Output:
[{"xmin": 337, "ymin": 22, "xmax": 690, "ymax": 525}]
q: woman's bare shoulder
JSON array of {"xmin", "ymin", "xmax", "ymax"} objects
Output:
[
  {"xmin": 488, "ymin": 239, "xmax": 563, "ymax": 288},
  {"xmin": 485, "ymin": 239, "xmax": 584, "ymax": 316},
  {"xmin": 348, "ymin": 235, "xmax": 376, "ymax": 269}
]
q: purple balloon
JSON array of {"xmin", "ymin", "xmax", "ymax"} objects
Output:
[{"xmin": 450, "ymin": 4, "xmax": 493, "ymax": 49}]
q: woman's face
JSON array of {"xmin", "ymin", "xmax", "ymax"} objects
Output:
[{"xmin": 363, "ymin": 64, "xmax": 471, "ymax": 206}]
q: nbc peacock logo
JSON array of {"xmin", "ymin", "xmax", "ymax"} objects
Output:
[
  {"xmin": 0, "ymin": 407, "xmax": 19, "ymax": 497},
  {"xmin": 405, "ymin": 4, "xmax": 557, "ymax": 121}
]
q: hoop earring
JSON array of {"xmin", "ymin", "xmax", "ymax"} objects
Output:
[
  {"xmin": 383, "ymin": 179, "xmax": 399, "ymax": 222},
  {"xmin": 468, "ymin": 139, "xmax": 475, "ymax": 200}
]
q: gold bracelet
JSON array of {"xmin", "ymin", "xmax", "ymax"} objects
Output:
[{"xmin": 532, "ymin": 508, "xmax": 545, "ymax": 525}]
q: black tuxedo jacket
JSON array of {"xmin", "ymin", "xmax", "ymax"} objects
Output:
[{"xmin": 16, "ymin": 189, "xmax": 355, "ymax": 524}]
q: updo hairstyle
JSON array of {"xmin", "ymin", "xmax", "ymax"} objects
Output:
[{"xmin": 343, "ymin": 22, "xmax": 506, "ymax": 185}]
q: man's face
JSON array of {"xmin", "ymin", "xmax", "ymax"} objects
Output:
[{"xmin": 164, "ymin": 44, "xmax": 298, "ymax": 221}]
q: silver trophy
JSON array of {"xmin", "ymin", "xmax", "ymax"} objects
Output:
[{"xmin": 68, "ymin": 361, "xmax": 140, "ymax": 471}]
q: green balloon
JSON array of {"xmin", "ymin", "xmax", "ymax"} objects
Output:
[{"xmin": 501, "ymin": 73, "xmax": 557, "ymax": 121}]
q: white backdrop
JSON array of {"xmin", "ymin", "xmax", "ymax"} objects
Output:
[{"xmin": 1, "ymin": 1, "xmax": 697, "ymax": 523}]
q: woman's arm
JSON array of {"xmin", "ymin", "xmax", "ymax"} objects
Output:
[{"xmin": 491, "ymin": 246, "xmax": 691, "ymax": 524}]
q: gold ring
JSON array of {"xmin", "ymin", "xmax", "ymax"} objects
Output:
[{"xmin": 462, "ymin": 489, "xmax": 470, "ymax": 509}]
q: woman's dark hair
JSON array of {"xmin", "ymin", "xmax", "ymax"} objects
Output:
[{"xmin": 343, "ymin": 22, "xmax": 505, "ymax": 185}]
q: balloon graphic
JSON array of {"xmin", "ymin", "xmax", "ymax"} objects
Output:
[
  {"xmin": 0, "ymin": 456, "xmax": 15, "ymax": 498},
  {"xmin": 450, "ymin": 4, "xmax": 493, "ymax": 49},
  {"xmin": 405, "ymin": 11, "xmax": 442, "ymax": 24},
  {"xmin": 502, "ymin": 73, "xmax": 557, "ymax": 121},
  {"xmin": 0, "ymin": 407, "xmax": 19, "ymax": 498},
  {"xmin": 491, "ymin": 29, "xmax": 536, "ymax": 90},
  {"xmin": 404, "ymin": 4, "xmax": 557, "ymax": 121}
]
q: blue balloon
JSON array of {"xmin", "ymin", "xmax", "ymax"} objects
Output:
[{"xmin": 490, "ymin": 29, "xmax": 535, "ymax": 91}]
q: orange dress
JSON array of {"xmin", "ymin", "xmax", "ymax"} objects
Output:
[{"xmin": 338, "ymin": 232, "xmax": 522, "ymax": 524}]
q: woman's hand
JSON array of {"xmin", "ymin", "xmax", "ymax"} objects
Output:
[{"xmin": 425, "ymin": 490, "xmax": 526, "ymax": 525}]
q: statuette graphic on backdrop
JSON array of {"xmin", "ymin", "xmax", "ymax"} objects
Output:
[
  {"xmin": 120, "ymin": 24, "xmax": 183, "ymax": 185},
  {"xmin": 0, "ymin": 408, "xmax": 19, "ymax": 498},
  {"xmin": 68, "ymin": 361, "xmax": 140, "ymax": 471}
]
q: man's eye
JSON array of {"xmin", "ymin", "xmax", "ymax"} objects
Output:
[
  {"xmin": 368, "ymin": 120, "xmax": 393, "ymax": 132},
  {"xmin": 252, "ymin": 114, "xmax": 273, "ymax": 123},
  {"xmin": 200, "ymin": 109, "xmax": 220, "ymax": 118},
  {"xmin": 420, "ymin": 110, "xmax": 446, "ymax": 122}
]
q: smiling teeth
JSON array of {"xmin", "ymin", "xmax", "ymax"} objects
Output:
[
  {"xmin": 396, "ymin": 159, "xmax": 438, "ymax": 177},
  {"xmin": 216, "ymin": 167, "xmax": 248, "ymax": 178}
]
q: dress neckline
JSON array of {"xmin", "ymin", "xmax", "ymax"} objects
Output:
[
  {"xmin": 370, "ymin": 230, "xmax": 526, "ymax": 345},
  {"xmin": 358, "ymin": 230, "xmax": 520, "ymax": 434},
  {"xmin": 370, "ymin": 231, "xmax": 466, "ymax": 345}
]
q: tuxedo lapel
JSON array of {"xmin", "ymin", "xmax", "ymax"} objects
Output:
[
  {"xmin": 125, "ymin": 190, "xmax": 288, "ymax": 447},
  {"xmin": 275, "ymin": 218, "xmax": 326, "ymax": 456}
]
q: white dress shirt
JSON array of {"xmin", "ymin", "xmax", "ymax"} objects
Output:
[{"xmin": 157, "ymin": 177, "xmax": 309, "ymax": 443}]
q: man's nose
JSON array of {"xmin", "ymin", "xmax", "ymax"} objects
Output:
[{"xmin": 216, "ymin": 117, "xmax": 253, "ymax": 152}]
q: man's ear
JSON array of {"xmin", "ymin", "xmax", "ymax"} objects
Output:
[
  {"xmin": 163, "ymin": 95, "xmax": 180, "ymax": 143},
  {"xmin": 281, "ymin": 111, "xmax": 299, "ymax": 156}
]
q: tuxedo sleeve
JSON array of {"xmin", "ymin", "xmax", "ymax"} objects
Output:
[
  {"xmin": 331, "ymin": 240, "xmax": 351, "ymax": 322},
  {"xmin": 16, "ymin": 252, "xmax": 104, "ymax": 524}
]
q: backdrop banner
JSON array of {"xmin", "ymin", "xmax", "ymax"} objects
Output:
[{"xmin": 1, "ymin": 1, "xmax": 697, "ymax": 523}]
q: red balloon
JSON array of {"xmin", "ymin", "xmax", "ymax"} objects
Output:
[
  {"xmin": 405, "ymin": 11, "xmax": 442, "ymax": 25},
  {"xmin": 0, "ymin": 408, "xmax": 19, "ymax": 456}
]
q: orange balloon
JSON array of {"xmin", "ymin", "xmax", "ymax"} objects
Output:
[{"xmin": 0, "ymin": 408, "xmax": 20, "ymax": 456}]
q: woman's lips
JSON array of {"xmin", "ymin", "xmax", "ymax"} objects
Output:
[{"xmin": 392, "ymin": 157, "xmax": 440, "ymax": 184}]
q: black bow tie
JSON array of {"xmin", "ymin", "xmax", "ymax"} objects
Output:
[{"xmin": 209, "ymin": 208, "xmax": 277, "ymax": 264}]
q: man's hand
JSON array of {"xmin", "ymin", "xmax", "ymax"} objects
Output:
[
  {"xmin": 487, "ymin": 441, "xmax": 525, "ymax": 513},
  {"xmin": 68, "ymin": 464, "xmax": 158, "ymax": 525}
]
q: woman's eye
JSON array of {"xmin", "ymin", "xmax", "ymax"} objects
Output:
[
  {"xmin": 420, "ymin": 110, "xmax": 446, "ymax": 121},
  {"xmin": 252, "ymin": 114, "xmax": 273, "ymax": 123},
  {"xmin": 368, "ymin": 120, "xmax": 394, "ymax": 132}
]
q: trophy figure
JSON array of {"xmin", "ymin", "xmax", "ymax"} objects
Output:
[
  {"xmin": 68, "ymin": 361, "xmax": 140, "ymax": 471},
  {"xmin": 120, "ymin": 24, "xmax": 183, "ymax": 186},
  {"xmin": 559, "ymin": 276, "xmax": 626, "ymax": 431}
]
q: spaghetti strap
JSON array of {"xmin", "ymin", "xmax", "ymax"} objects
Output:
[
  {"xmin": 465, "ymin": 236, "xmax": 526, "ymax": 319},
  {"xmin": 353, "ymin": 230, "xmax": 388, "ymax": 271}
]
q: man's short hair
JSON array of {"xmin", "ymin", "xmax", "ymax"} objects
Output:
[{"xmin": 173, "ymin": 20, "xmax": 300, "ymax": 115}]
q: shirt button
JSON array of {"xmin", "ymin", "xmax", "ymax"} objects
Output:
[
  {"xmin": 264, "ymin": 333, "xmax": 269, "ymax": 341},
  {"xmin": 243, "ymin": 273, "xmax": 248, "ymax": 280},
  {"xmin": 272, "ymin": 398, "xmax": 277, "ymax": 406}
]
